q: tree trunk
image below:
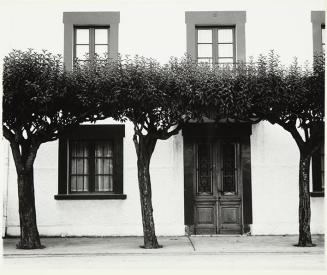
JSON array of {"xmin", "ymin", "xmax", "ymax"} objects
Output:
[
  {"xmin": 297, "ymin": 151, "xmax": 314, "ymax": 247},
  {"xmin": 16, "ymin": 167, "xmax": 43, "ymax": 249},
  {"xmin": 134, "ymin": 134, "xmax": 161, "ymax": 249}
]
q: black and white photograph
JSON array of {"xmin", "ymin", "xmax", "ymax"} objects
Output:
[{"xmin": 0, "ymin": 0, "xmax": 325, "ymax": 272}]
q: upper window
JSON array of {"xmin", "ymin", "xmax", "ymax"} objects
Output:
[
  {"xmin": 311, "ymin": 11, "xmax": 325, "ymax": 55},
  {"xmin": 63, "ymin": 12, "xmax": 120, "ymax": 71},
  {"xmin": 74, "ymin": 27, "xmax": 110, "ymax": 63},
  {"xmin": 310, "ymin": 11, "xmax": 325, "ymax": 197},
  {"xmin": 185, "ymin": 11, "xmax": 246, "ymax": 64},
  {"xmin": 55, "ymin": 125, "xmax": 126, "ymax": 200},
  {"xmin": 196, "ymin": 27, "xmax": 235, "ymax": 64}
]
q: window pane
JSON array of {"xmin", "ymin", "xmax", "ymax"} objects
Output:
[
  {"xmin": 71, "ymin": 158, "xmax": 76, "ymax": 174},
  {"xmin": 197, "ymin": 29, "xmax": 212, "ymax": 43},
  {"xmin": 84, "ymin": 158, "xmax": 89, "ymax": 173},
  {"xmin": 104, "ymin": 159, "xmax": 110, "ymax": 174},
  {"xmin": 95, "ymin": 45, "xmax": 108, "ymax": 59},
  {"xmin": 96, "ymin": 158, "xmax": 104, "ymax": 174},
  {"xmin": 103, "ymin": 176, "xmax": 110, "ymax": 191},
  {"xmin": 103, "ymin": 143, "xmax": 113, "ymax": 157},
  {"xmin": 95, "ymin": 142, "xmax": 112, "ymax": 157},
  {"xmin": 109, "ymin": 161, "xmax": 113, "ymax": 174},
  {"xmin": 197, "ymin": 143, "xmax": 212, "ymax": 194},
  {"xmin": 76, "ymin": 29, "xmax": 89, "ymax": 44},
  {"xmin": 218, "ymin": 44, "xmax": 233, "ymax": 58},
  {"xmin": 70, "ymin": 141, "xmax": 89, "ymax": 192},
  {"xmin": 71, "ymin": 176, "xmax": 77, "ymax": 192},
  {"xmin": 197, "ymin": 58, "xmax": 212, "ymax": 64},
  {"xmin": 83, "ymin": 176, "xmax": 89, "ymax": 191},
  {"xmin": 322, "ymin": 27, "xmax": 325, "ymax": 44},
  {"xmin": 222, "ymin": 143, "xmax": 236, "ymax": 195},
  {"xmin": 76, "ymin": 158, "xmax": 84, "ymax": 174},
  {"xmin": 95, "ymin": 28, "xmax": 108, "ymax": 44},
  {"xmin": 95, "ymin": 143, "xmax": 104, "ymax": 157},
  {"xmin": 95, "ymin": 176, "xmax": 103, "ymax": 191},
  {"xmin": 76, "ymin": 176, "xmax": 84, "ymax": 191},
  {"xmin": 218, "ymin": 29, "xmax": 233, "ymax": 43},
  {"xmin": 76, "ymin": 45, "xmax": 89, "ymax": 60},
  {"xmin": 197, "ymin": 44, "xmax": 212, "ymax": 58},
  {"xmin": 73, "ymin": 142, "xmax": 85, "ymax": 157},
  {"xmin": 218, "ymin": 58, "xmax": 234, "ymax": 64}
]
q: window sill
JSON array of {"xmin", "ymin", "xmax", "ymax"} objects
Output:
[
  {"xmin": 310, "ymin": 191, "xmax": 324, "ymax": 197},
  {"xmin": 54, "ymin": 194, "xmax": 127, "ymax": 200}
]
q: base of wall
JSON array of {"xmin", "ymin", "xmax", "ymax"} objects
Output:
[{"xmin": 5, "ymin": 224, "xmax": 186, "ymax": 237}]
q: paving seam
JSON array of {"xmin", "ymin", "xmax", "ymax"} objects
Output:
[{"xmin": 187, "ymin": 236, "xmax": 196, "ymax": 251}]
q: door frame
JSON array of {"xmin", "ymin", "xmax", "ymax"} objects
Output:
[{"xmin": 183, "ymin": 123, "xmax": 253, "ymax": 235}]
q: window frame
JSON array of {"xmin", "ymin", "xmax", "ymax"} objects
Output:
[
  {"xmin": 321, "ymin": 24, "xmax": 325, "ymax": 53},
  {"xmin": 310, "ymin": 11, "xmax": 325, "ymax": 197},
  {"xmin": 73, "ymin": 26, "xmax": 110, "ymax": 62},
  {"xmin": 185, "ymin": 11, "xmax": 246, "ymax": 63},
  {"xmin": 63, "ymin": 12, "xmax": 120, "ymax": 71},
  {"xmin": 311, "ymin": 11, "xmax": 325, "ymax": 55},
  {"xmin": 55, "ymin": 125, "xmax": 126, "ymax": 200},
  {"xmin": 311, "ymin": 143, "xmax": 324, "ymax": 197},
  {"xmin": 196, "ymin": 26, "xmax": 236, "ymax": 65}
]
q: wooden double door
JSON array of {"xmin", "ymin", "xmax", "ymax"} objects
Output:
[{"xmin": 193, "ymin": 140, "xmax": 243, "ymax": 234}]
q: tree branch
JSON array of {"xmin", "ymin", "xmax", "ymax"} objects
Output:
[{"xmin": 155, "ymin": 122, "xmax": 185, "ymax": 140}]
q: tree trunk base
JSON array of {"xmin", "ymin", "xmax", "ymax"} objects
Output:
[
  {"xmin": 294, "ymin": 243, "xmax": 316, "ymax": 247},
  {"xmin": 16, "ymin": 242, "xmax": 45, "ymax": 250},
  {"xmin": 140, "ymin": 244, "xmax": 163, "ymax": 249}
]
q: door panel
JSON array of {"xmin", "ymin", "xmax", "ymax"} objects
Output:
[
  {"xmin": 194, "ymin": 198, "xmax": 217, "ymax": 234},
  {"xmin": 193, "ymin": 140, "xmax": 243, "ymax": 234},
  {"xmin": 218, "ymin": 199, "xmax": 242, "ymax": 234}
]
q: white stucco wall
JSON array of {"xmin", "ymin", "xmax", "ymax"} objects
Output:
[
  {"xmin": 1, "ymin": 0, "xmax": 325, "ymax": 236},
  {"xmin": 251, "ymin": 122, "xmax": 324, "ymax": 235},
  {"xmin": 5, "ymin": 120, "xmax": 185, "ymax": 236}
]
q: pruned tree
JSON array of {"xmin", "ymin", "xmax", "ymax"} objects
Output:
[
  {"xmin": 250, "ymin": 52, "xmax": 325, "ymax": 246},
  {"xmin": 110, "ymin": 56, "xmax": 193, "ymax": 248},
  {"xmin": 2, "ymin": 50, "xmax": 115, "ymax": 249}
]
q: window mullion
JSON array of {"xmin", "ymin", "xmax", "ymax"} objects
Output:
[
  {"xmin": 107, "ymin": 27, "xmax": 110, "ymax": 58},
  {"xmin": 90, "ymin": 28, "xmax": 95, "ymax": 60},
  {"xmin": 89, "ymin": 142, "xmax": 95, "ymax": 192},
  {"xmin": 73, "ymin": 29, "xmax": 77, "ymax": 64},
  {"xmin": 213, "ymin": 28, "xmax": 218, "ymax": 64},
  {"xmin": 233, "ymin": 27, "xmax": 236, "ymax": 63}
]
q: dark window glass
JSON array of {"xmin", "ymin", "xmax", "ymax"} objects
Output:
[
  {"xmin": 197, "ymin": 143, "xmax": 212, "ymax": 194},
  {"xmin": 69, "ymin": 140, "xmax": 114, "ymax": 193},
  {"xmin": 312, "ymin": 143, "xmax": 324, "ymax": 194},
  {"xmin": 222, "ymin": 142, "xmax": 237, "ymax": 195}
]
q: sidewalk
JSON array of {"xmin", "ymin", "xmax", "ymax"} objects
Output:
[
  {"xmin": 2, "ymin": 235, "xmax": 325, "ymax": 269},
  {"xmin": 3, "ymin": 235, "xmax": 324, "ymax": 256}
]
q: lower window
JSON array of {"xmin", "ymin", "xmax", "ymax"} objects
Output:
[
  {"xmin": 311, "ymin": 142, "xmax": 324, "ymax": 197},
  {"xmin": 55, "ymin": 125, "xmax": 126, "ymax": 200}
]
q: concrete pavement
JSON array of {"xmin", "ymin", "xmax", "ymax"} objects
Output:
[{"xmin": 2, "ymin": 235, "xmax": 325, "ymax": 269}]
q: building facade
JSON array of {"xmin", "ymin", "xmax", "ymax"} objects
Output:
[{"xmin": 1, "ymin": 0, "xmax": 325, "ymax": 237}]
